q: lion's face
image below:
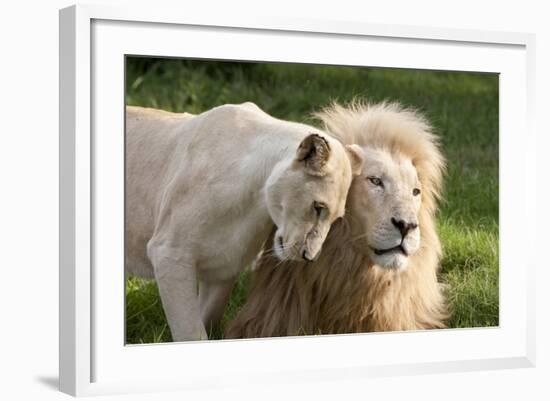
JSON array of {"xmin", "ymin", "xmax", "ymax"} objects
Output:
[
  {"xmin": 348, "ymin": 147, "xmax": 422, "ymax": 271},
  {"xmin": 266, "ymin": 134, "xmax": 363, "ymax": 262}
]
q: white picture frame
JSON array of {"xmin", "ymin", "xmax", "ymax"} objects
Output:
[{"xmin": 59, "ymin": 3, "xmax": 536, "ymax": 397}]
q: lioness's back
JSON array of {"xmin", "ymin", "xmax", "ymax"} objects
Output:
[{"xmin": 126, "ymin": 105, "xmax": 195, "ymax": 120}]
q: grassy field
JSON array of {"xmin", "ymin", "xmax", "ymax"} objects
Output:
[{"xmin": 125, "ymin": 58, "xmax": 499, "ymax": 343}]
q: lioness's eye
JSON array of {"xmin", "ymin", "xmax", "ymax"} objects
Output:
[
  {"xmin": 413, "ymin": 188, "xmax": 421, "ymax": 196},
  {"xmin": 313, "ymin": 201, "xmax": 327, "ymax": 217},
  {"xmin": 367, "ymin": 176, "xmax": 383, "ymax": 187}
]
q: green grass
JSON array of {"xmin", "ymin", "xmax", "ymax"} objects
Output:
[{"xmin": 125, "ymin": 58, "xmax": 499, "ymax": 343}]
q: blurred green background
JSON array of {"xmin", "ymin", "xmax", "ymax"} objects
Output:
[{"xmin": 125, "ymin": 57, "xmax": 499, "ymax": 344}]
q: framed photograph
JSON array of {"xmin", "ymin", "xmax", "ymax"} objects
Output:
[{"xmin": 59, "ymin": 3, "xmax": 536, "ymax": 396}]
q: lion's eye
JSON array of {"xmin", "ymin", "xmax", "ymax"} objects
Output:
[
  {"xmin": 413, "ymin": 188, "xmax": 421, "ymax": 196},
  {"xmin": 313, "ymin": 201, "xmax": 327, "ymax": 217},
  {"xmin": 367, "ymin": 176, "xmax": 383, "ymax": 187}
]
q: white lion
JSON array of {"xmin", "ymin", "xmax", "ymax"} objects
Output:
[{"xmin": 125, "ymin": 102, "xmax": 363, "ymax": 341}]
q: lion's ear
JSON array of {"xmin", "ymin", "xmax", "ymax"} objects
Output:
[
  {"xmin": 345, "ymin": 144, "xmax": 364, "ymax": 176},
  {"xmin": 296, "ymin": 133, "xmax": 331, "ymax": 176}
]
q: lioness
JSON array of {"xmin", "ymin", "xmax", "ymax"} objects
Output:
[{"xmin": 125, "ymin": 102, "xmax": 363, "ymax": 341}]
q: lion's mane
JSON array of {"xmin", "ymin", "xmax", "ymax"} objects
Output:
[{"xmin": 225, "ymin": 101, "xmax": 448, "ymax": 338}]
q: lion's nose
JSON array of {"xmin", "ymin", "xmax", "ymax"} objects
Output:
[{"xmin": 391, "ymin": 218, "xmax": 418, "ymax": 237}]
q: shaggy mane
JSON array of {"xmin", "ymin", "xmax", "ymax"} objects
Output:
[{"xmin": 225, "ymin": 101, "xmax": 448, "ymax": 338}]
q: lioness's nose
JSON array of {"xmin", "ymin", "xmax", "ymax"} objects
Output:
[
  {"xmin": 302, "ymin": 250, "xmax": 314, "ymax": 262},
  {"xmin": 303, "ymin": 249, "xmax": 321, "ymax": 262},
  {"xmin": 391, "ymin": 218, "xmax": 418, "ymax": 237}
]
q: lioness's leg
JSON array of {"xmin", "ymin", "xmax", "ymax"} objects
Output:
[
  {"xmin": 148, "ymin": 245, "xmax": 207, "ymax": 342},
  {"xmin": 199, "ymin": 278, "xmax": 236, "ymax": 333}
]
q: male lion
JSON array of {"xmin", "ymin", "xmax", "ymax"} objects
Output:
[
  {"xmin": 125, "ymin": 102, "xmax": 363, "ymax": 341},
  {"xmin": 225, "ymin": 101, "xmax": 448, "ymax": 338}
]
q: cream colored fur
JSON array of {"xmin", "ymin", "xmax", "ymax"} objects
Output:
[
  {"xmin": 225, "ymin": 101, "xmax": 448, "ymax": 338},
  {"xmin": 125, "ymin": 102, "xmax": 362, "ymax": 341}
]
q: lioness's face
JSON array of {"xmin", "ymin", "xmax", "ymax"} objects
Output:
[
  {"xmin": 266, "ymin": 133, "xmax": 363, "ymax": 262},
  {"xmin": 348, "ymin": 147, "xmax": 422, "ymax": 271}
]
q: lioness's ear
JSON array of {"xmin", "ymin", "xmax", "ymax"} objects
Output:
[
  {"xmin": 345, "ymin": 144, "xmax": 364, "ymax": 176},
  {"xmin": 296, "ymin": 133, "xmax": 331, "ymax": 176}
]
